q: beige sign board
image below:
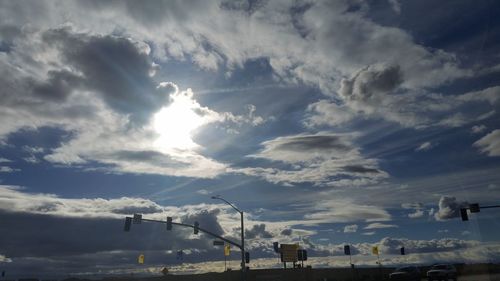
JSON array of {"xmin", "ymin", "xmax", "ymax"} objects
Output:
[{"xmin": 281, "ymin": 244, "xmax": 299, "ymax": 262}]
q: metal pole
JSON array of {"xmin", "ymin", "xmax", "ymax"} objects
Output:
[
  {"xmin": 240, "ymin": 211, "xmax": 245, "ymax": 273},
  {"xmin": 350, "ymin": 251, "xmax": 354, "ymax": 281},
  {"xmin": 211, "ymin": 196, "xmax": 245, "ymax": 281}
]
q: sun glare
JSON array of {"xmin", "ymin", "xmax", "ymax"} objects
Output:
[{"xmin": 153, "ymin": 90, "xmax": 205, "ymax": 151}]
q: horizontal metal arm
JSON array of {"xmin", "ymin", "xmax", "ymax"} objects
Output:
[
  {"xmin": 481, "ymin": 205, "xmax": 500, "ymax": 209},
  {"xmin": 141, "ymin": 218, "xmax": 242, "ymax": 250}
]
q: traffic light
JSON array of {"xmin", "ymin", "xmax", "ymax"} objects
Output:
[
  {"xmin": 273, "ymin": 242, "xmax": 279, "ymax": 253},
  {"xmin": 400, "ymin": 247, "xmax": 405, "ymax": 255},
  {"xmin": 245, "ymin": 252, "xmax": 250, "ymax": 263},
  {"xmin": 344, "ymin": 245, "xmax": 350, "ymax": 255},
  {"xmin": 124, "ymin": 217, "xmax": 132, "ymax": 232},
  {"xmin": 469, "ymin": 203, "xmax": 480, "ymax": 213},
  {"xmin": 166, "ymin": 216, "xmax": 172, "ymax": 230},
  {"xmin": 460, "ymin": 208, "xmax": 469, "ymax": 221},
  {"xmin": 194, "ymin": 221, "xmax": 199, "ymax": 234}
]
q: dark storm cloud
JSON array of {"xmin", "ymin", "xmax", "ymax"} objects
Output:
[
  {"xmin": 0, "ymin": 210, "xmax": 225, "ymax": 258},
  {"xmin": 245, "ymin": 224, "xmax": 273, "ymax": 239},
  {"xmin": 0, "ymin": 210, "xmax": 244, "ymax": 276},
  {"xmin": 41, "ymin": 28, "xmax": 173, "ymax": 124},
  {"xmin": 341, "ymin": 165, "xmax": 381, "ymax": 174},
  {"xmin": 182, "ymin": 209, "xmax": 225, "ymax": 237},
  {"xmin": 280, "ymin": 228, "xmax": 292, "ymax": 236}
]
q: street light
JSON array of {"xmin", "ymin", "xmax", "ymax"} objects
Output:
[{"xmin": 211, "ymin": 195, "xmax": 246, "ymax": 274}]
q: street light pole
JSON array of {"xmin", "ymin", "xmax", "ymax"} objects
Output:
[{"xmin": 211, "ymin": 196, "xmax": 245, "ymax": 275}]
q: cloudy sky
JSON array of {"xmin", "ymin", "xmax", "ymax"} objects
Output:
[{"xmin": 1, "ymin": 0, "xmax": 500, "ymax": 278}]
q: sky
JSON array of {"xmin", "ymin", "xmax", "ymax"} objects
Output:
[{"xmin": 0, "ymin": 0, "xmax": 500, "ymax": 278}]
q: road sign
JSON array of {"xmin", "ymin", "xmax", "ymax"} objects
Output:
[
  {"xmin": 138, "ymin": 254, "xmax": 145, "ymax": 264},
  {"xmin": 224, "ymin": 245, "xmax": 231, "ymax": 256},
  {"xmin": 372, "ymin": 246, "xmax": 379, "ymax": 255},
  {"xmin": 280, "ymin": 244, "xmax": 299, "ymax": 262}
]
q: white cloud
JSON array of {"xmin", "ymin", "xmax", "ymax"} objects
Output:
[
  {"xmin": 0, "ymin": 158, "xmax": 11, "ymax": 163},
  {"xmin": 401, "ymin": 202, "xmax": 425, "ymax": 218},
  {"xmin": 195, "ymin": 189, "xmax": 210, "ymax": 195},
  {"xmin": 22, "ymin": 146, "xmax": 44, "ymax": 154},
  {"xmin": 471, "ymin": 124, "xmax": 487, "ymax": 134},
  {"xmin": 474, "ymin": 129, "xmax": 500, "ymax": 156},
  {"xmin": 344, "ymin": 224, "xmax": 358, "ymax": 233},
  {"xmin": 434, "ymin": 196, "xmax": 468, "ymax": 221},
  {"xmin": 364, "ymin": 223, "xmax": 398, "ymax": 229},
  {"xmin": 303, "ymin": 198, "xmax": 392, "ymax": 223},
  {"xmin": 362, "ymin": 232, "xmax": 376, "ymax": 236},
  {"xmin": 0, "ymin": 166, "xmax": 18, "ymax": 173},
  {"xmin": 408, "ymin": 209, "xmax": 424, "ymax": 219},
  {"xmin": 416, "ymin": 141, "xmax": 434, "ymax": 151},
  {"xmin": 0, "ymin": 26, "xmax": 275, "ymax": 179},
  {"xmin": 388, "ymin": 0, "xmax": 401, "ymax": 14},
  {"xmin": 401, "ymin": 202, "xmax": 424, "ymax": 209},
  {"xmin": 0, "ymin": 254, "xmax": 12, "ymax": 263},
  {"xmin": 304, "ymin": 100, "xmax": 356, "ymax": 127},
  {"xmin": 234, "ymin": 132, "xmax": 388, "ymax": 187},
  {"xmin": 0, "ymin": 0, "xmax": 479, "ymax": 135}
]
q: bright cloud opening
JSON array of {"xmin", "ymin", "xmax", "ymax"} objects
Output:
[{"xmin": 153, "ymin": 89, "xmax": 208, "ymax": 152}]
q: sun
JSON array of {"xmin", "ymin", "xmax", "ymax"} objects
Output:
[{"xmin": 152, "ymin": 90, "xmax": 206, "ymax": 151}]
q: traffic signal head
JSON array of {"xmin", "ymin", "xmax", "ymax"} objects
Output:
[
  {"xmin": 194, "ymin": 221, "xmax": 199, "ymax": 234},
  {"xmin": 460, "ymin": 208, "xmax": 469, "ymax": 221},
  {"xmin": 124, "ymin": 217, "xmax": 132, "ymax": 232},
  {"xmin": 245, "ymin": 252, "xmax": 250, "ymax": 263},
  {"xmin": 273, "ymin": 242, "xmax": 279, "ymax": 253},
  {"xmin": 469, "ymin": 203, "xmax": 480, "ymax": 213},
  {"xmin": 166, "ymin": 216, "xmax": 172, "ymax": 230},
  {"xmin": 400, "ymin": 247, "xmax": 405, "ymax": 255},
  {"xmin": 344, "ymin": 245, "xmax": 350, "ymax": 255},
  {"xmin": 133, "ymin": 213, "xmax": 142, "ymax": 224}
]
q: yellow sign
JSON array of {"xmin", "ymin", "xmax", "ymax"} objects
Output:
[
  {"xmin": 372, "ymin": 246, "xmax": 379, "ymax": 255},
  {"xmin": 281, "ymin": 244, "xmax": 299, "ymax": 262},
  {"xmin": 224, "ymin": 245, "xmax": 231, "ymax": 256},
  {"xmin": 138, "ymin": 254, "xmax": 145, "ymax": 264}
]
